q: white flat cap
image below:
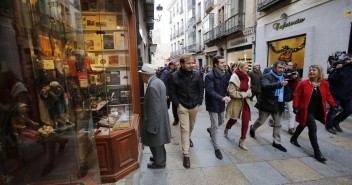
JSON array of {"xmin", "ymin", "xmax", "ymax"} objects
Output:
[{"xmin": 138, "ymin": 63, "xmax": 157, "ymax": 75}]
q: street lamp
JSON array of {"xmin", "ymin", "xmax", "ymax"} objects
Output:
[{"xmin": 153, "ymin": 4, "xmax": 163, "ymax": 22}]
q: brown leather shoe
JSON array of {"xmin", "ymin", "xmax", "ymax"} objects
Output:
[{"xmin": 183, "ymin": 156, "xmax": 190, "ymax": 168}]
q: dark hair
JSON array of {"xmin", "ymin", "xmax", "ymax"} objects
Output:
[
  {"xmin": 213, "ymin": 55, "xmax": 223, "ymax": 67},
  {"xmin": 273, "ymin": 60, "xmax": 284, "ymax": 68},
  {"xmin": 168, "ymin": 61, "xmax": 175, "ymax": 66}
]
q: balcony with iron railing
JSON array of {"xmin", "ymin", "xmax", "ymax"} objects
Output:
[
  {"xmin": 214, "ymin": 22, "xmax": 225, "ymax": 39},
  {"xmin": 180, "ymin": 5, "xmax": 184, "ymax": 14},
  {"xmin": 196, "ymin": 43, "xmax": 203, "ymax": 52},
  {"xmin": 188, "ymin": 44, "xmax": 197, "ymax": 53},
  {"xmin": 173, "ymin": 32, "xmax": 176, "ymax": 39},
  {"xmin": 257, "ymin": 0, "xmax": 281, "ymax": 12},
  {"xmin": 176, "ymin": 29, "xmax": 180, "ymax": 37},
  {"xmin": 203, "ymin": 29, "xmax": 214, "ymax": 44},
  {"xmin": 196, "ymin": 12, "xmax": 201, "ymax": 23},
  {"xmin": 180, "ymin": 26, "xmax": 184, "ymax": 35},
  {"xmin": 225, "ymin": 13, "xmax": 245, "ymax": 35},
  {"xmin": 170, "ymin": 33, "xmax": 172, "ymax": 41},
  {"xmin": 205, "ymin": 0, "xmax": 214, "ymax": 14}
]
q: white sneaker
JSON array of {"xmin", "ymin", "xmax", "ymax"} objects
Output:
[{"xmin": 239, "ymin": 139, "xmax": 248, "ymax": 151}]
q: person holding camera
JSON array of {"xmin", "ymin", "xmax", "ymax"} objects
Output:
[
  {"xmin": 283, "ymin": 62, "xmax": 300, "ymax": 134},
  {"xmin": 290, "ymin": 65, "xmax": 335, "ymax": 163},
  {"xmin": 326, "ymin": 56, "xmax": 352, "ymax": 134}
]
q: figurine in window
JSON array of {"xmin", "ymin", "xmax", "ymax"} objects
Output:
[{"xmin": 40, "ymin": 81, "xmax": 71, "ymax": 128}]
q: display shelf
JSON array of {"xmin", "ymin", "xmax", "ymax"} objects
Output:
[{"xmin": 81, "ymin": 11, "xmax": 121, "ymax": 16}]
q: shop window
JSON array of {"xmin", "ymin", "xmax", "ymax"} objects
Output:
[
  {"xmin": 268, "ymin": 35, "xmax": 306, "ymax": 76},
  {"xmin": 227, "ymin": 48, "xmax": 253, "ymax": 70}
]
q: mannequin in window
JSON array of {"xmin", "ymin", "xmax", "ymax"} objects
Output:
[{"xmin": 40, "ymin": 81, "xmax": 71, "ymax": 128}]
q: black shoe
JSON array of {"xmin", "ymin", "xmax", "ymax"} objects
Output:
[
  {"xmin": 41, "ymin": 164, "xmax": 54, "ymax": 177},
  {"xmin": 249, "ymin": 125, "xmax": 255, "ymax": 138},
  {"xmin": 183, "ymin": 156, "xmax": 190, "ymax": 168},
  {"xmin": 215, "ymin": 149, "xmax": 223, "ymax": 160},
  {"xmin": 77, "ymin": 165, "xmax": 88, "ymax": 178},
  {"xmin": 326, "ymin": 128, "xmax": 337, "ymax": 134},
  {"xmin": 190, "ymin": 139, "xmax": 193, "ymax": 147},
  {"xmin": 207, "ymin": 128, "xmax": 211, "ymax": 137},
  {"xmin": 314, "ymin": 151, "xmax": 327, "ymax": 163},
  {"xmin": 272, "ymin": 142, "xmax": 287, "ymax": 152},
  {"xmin": 150, "ymin": 157, "xmax": 155, "ymax": 162},
  {"xmin": 147, "ymin": 162, "xmax": 165, "ymax": 169},
  {"xmin": 334, "ymin": 125, "xmax": 343, "ymax": 132},
  {"xmin": 172, "ymin": 121, "xmax": 179, "ymax": 126},
  {"xmin": 290, "ymin": 137, "xmax": 301, "ymax": 147}
]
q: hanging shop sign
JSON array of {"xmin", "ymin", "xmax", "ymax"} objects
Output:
[{"xmin": 273, "ymin": 18, "xmax": 305, "ymax": 31}]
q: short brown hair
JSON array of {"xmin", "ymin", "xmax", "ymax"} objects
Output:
[{"xmin": 180, "ymin": 53, "xmax": 192, "ymax": 64}]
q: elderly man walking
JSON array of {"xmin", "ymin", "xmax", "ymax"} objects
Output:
[
  {"xmin": 250, "ymin": 60, "xmax": 289, "ymax": 152},
  {"xmin": 139, "ymin": 63, "xmax": 171, "ymax": 169}
]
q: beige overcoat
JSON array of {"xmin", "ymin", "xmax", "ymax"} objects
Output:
[{"xmin": 225, "ymin": 73, "xmax": 252, "ymax": 119}]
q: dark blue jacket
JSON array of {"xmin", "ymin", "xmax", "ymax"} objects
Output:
[
  {"xmin": 328, "ymin": 63, "xmax": 352, "ymax": 101},
  {"xmin": 204, "ymin": 69, "xmax": 231, "ymax": 113}
]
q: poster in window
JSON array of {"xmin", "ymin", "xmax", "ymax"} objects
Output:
[
  {"xmin": 110, "ymin": 71, "xmax": 120, "ymax": 85},
  {"xmin": 109, "ymin": 55, "xmax": 119, "ymax": 66},
  {"xmin": 114, "ymin": 32, "xmax": 125, "ymax": 50},
  {"xmin": 118, "ymin": 55, "xmax": 128, "ymax": 66},
  {"xmin": 103, "ymin": 35, "xmax": 114, "ymax": 49}
]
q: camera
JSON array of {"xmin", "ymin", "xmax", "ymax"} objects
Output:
[
  {"xmin": 327, "ymin": 51, "xmax": 348, "ymax": 73},
  {"xmin": 283, "ymin": 70, "xmax": 298, "ymax": 80}
]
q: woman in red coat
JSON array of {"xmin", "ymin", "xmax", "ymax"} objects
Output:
[{"xmin": 290, "ymin": 65, "xmax": 335, "ymax": 163}]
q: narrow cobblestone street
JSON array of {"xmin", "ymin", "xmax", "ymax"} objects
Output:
[{"xmin": 116, "ymin": 101, "xmax": 352, "ymax": 185}]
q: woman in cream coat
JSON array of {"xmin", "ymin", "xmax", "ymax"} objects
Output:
[{"xmin": 225, "ymin": 62, "xmax": 252, "ymax": 150}]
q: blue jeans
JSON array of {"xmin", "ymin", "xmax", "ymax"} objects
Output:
[{"xmin": 326, "ymin": 98, "xmax": 352, "ymax": 129}]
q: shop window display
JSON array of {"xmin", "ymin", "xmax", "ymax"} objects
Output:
[
  {"xmin": 0, "ymin": 0, "xmax": 103, "ymax": 184},
  {"xmin": 268, "ymin": 35, "xmax": 306, "ymax": 76}
]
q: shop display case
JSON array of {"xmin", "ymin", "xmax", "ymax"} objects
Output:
[{"xmin": 80, "ymin": 0, "xmax": 140, "ymax": 183}]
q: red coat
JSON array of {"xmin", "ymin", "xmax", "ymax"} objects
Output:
[{"xmin": 293, "ymin": 79, "xmax": 335, "ymax": 126}]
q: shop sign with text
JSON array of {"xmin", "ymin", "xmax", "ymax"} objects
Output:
[{"xmin": 273, "ymin": 18, "xmax": 305, "ymax": 31}]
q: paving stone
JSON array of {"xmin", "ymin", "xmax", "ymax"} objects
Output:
[
  {"xmin": 321, "ymin": 135, "xmax": 352, "ymax": 151},
  {"xmin": 250, "ymin": 144, "xmax": 290, "ymax": 160},
  {"xmin": 201, "ymin": 165, "xmax": 250, "ymax": 185},
  {"xmin": 315, "ymin": 141, "xmax": 352, "ymax": 170},
  {"xmin": 167, "ymin": 168, "xmax": 203, "ymax": 185},
  {"xmin": 269, "ymin": 158, "xmax": 323, "ymax": 182},
  {"xmin": 236, "ymin": 161, "xmax": 289, "ymax": 185},
  {"xmin": 135, "ymin": 170, "xmax": 168, "ymax": 185},
  {"xmin": 193, "ymin": 149, "xmax": 232, "ymax": 167},
  {"xmin": 189, "ymin": 137, "xmax": 214, "ymax": 151},
  {"xmin": 300, "ymin": 156, "xmax": 352, "ymax": 178},
  {"xmin": 223, "ymin": 147, "xmax": 263, "ymax": 164}
]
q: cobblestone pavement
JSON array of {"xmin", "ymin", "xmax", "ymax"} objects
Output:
[{"xmin": 108, "ymin": 101, "xmax": 352, "ymax": 185}]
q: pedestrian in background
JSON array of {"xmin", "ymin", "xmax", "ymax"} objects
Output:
[
  {"xmin": 169, "ymin": 61, "xmax": 180, "ymax": 126},
  {"xmin": 204, "ymin": 56, "xmax": 231, "ymax": 159},
  {"xmin": 250, "ymin": 60, "xmax": 288, "ymax": 152},
  {"xmin": 290, "ymin": 65, "xmax": 335, "ymax": 163},
  {"xmin": 225, "ymin": 62, "xmax": 252, "ymax": 150},
  {"xmin": 168, "ymin": 53, "xmax": 204, "ymax": 168},
  {"xmin": 248, "ymin": 63, "xmax": 262, "ymax": 102},
  {"xmin": 139, "ymin": 63, "xmax": 171, "ymax": 169},
  {"xmin": 326, "ymin": 57, "xmax": 352, "ymax": 134}
]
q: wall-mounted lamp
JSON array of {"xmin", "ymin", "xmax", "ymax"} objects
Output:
[
  {"xmin": 150, "ymin": 44, "xmax": 157, "ymax": 56},
  {"xmin": 153, "ymin": 4, "xmax": 163, "ymax": 22},
  {"xmin": 280, "ymin": 13, "xmax": 288, "ymax": 20}
]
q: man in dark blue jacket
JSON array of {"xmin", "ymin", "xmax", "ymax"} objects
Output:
[
  {"xmin": 204, "ymin": 56, "xmax": 231, "ymax": 160},
  {"xmin": 326, "ymin": 58, "xmax": 352, "ymax": 134},
  {"xmin": 169, "ymin": 53, "xmax": 204, "ymax": 168}
]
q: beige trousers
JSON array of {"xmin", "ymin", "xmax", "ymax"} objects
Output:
[{"xmin": 177, "ymin": 105, "xmax": 199, "ymax": 157}]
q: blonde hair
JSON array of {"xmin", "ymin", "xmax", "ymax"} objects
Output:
[
  {"xmin": 309, "ymin": 64, "xmax": 324, "ymax": 82},
  {"xmin": 237, "ymin": 62, "xmax": 248, "ymax": 69}
]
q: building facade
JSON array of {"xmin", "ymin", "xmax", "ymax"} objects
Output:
[{"xmin": 256, "ymin": 0, "xmax": 352, "ymax": 75}]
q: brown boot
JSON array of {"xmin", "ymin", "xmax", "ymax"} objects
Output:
[{"xmin": 183, "ymin": 156, "xmax": 190, "ymax": 168}]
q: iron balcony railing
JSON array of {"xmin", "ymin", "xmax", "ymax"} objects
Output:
[
  {"xmin": 188, "ymin": 44, "xmax": 197, "ymax": 53},
  {"xmin": 205, "ymin": 0, "xmax": 214, "ymax": 13},
  {"xmin": 180, "ymin": 25, "xmax": 184, "ymax": 35},
  {"xmin": 257, "ymin": 0, "xmax": 281, "ymax": 12},
  {"xmin": 204, "ymin": 29, "xmax": 214, "ymax": 44},
  {"xmin": 170, "ymin": 34, "xmax": 172, "ymax": 41},
  {"xmin": 214, "ymin": 22, "xmax": 225, "ymax": 39},
  {"xmin": 225, "ymin": 13, "xmax": 245, "ymax": 35},
  {"xmin": 176, "ymin": 29, "xmax": 180, "ymax": 37}
]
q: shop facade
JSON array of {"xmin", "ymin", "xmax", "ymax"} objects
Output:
[
  {"xmin": 0, "ymin": 0, "xmax": 143, "ymax": 184},
  {"xmin": 256, "ymin": 0, "xmax": 352, "ymax": 76}
]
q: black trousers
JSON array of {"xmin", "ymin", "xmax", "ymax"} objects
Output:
[
  {"xmin": 292, "ymin": 114, "xmax": 320, "ymax": 151},
  {"xmin": 172, "ymin": 102, "xmax": 179, "ymax": 122},
  {"xmin": 149, "ymin": 145, "xmax": 166, "ymax": 166}
]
